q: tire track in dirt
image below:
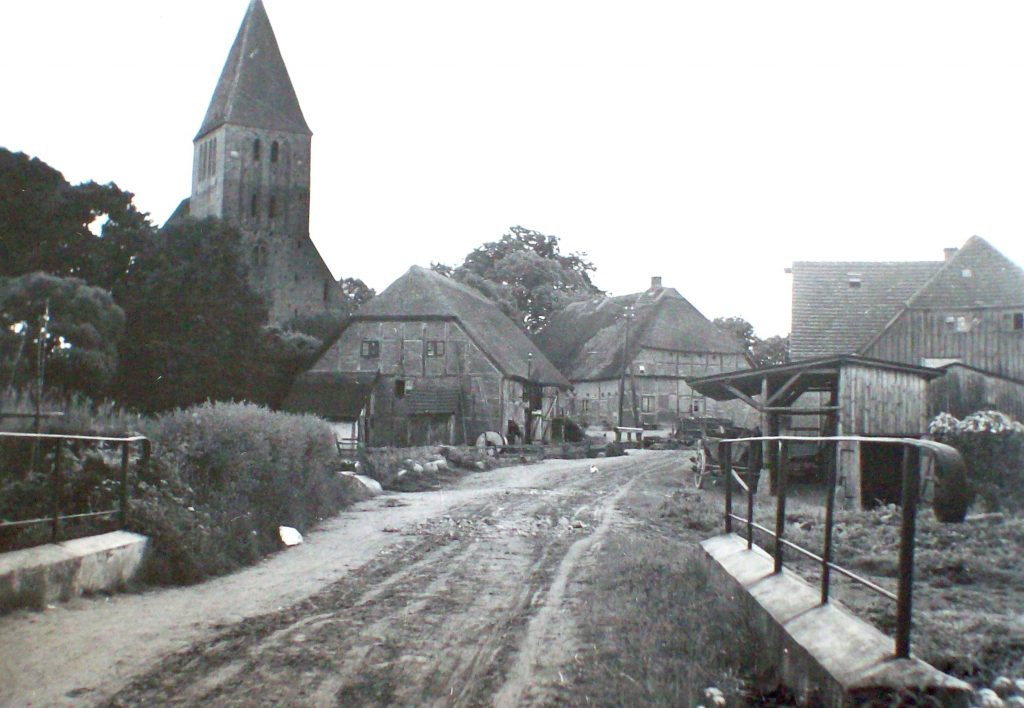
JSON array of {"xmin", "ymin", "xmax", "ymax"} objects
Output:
[{"xmin": 102, "ymin": 452, "xmax": 685, "ymax": 706}]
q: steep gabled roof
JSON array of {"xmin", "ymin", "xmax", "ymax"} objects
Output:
[
  {"xmin": 789, "ymin": 260, "xmax": 941, "ymax": 360},
  {"xmin": 904, "ymin": 236, "xmax": 1024, "ymax": 309},
  {"xmin": 353, "ymin": 266, "xmax": 569, "ymax": 387},
  {"xmin": 196, "ymin": 0, "xmax": 311, "ymax": 140},
  {"xmin": 534, "ymin": 283, "xmax": 744, "ymax": 381}
]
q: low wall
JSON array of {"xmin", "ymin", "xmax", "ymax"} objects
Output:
[
  {"xmin": 0, "ymin": 531, "xmax": 147, "ymax": 612},
  {"xmin": 699, "ymin": 533, "xmax": 971, "ymax": 706}
]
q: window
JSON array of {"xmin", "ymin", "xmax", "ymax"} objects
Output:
[
  {"xmin": 253, "ymin": 138, "xmax": 261, "ymax": 161},
  {"xmin": 425, "ymin": 340, "xmax": 445, "ymax": 357},
  {"xmin": 210, "ymin": 137, "xmax": 217, "ymax": 173},
  {"xmin": 580, "ymin": 398, "xmax": 590, "ymax": 412},
  {"xmin": 252, "ymin": 242, "xmax": 267, "ymax": 267},
  {"xmin": 691, "ymin": 398, "xmax": 706, "ymax": 415},
  {"xmin": 361, "ymin": 340, "xmax": 380, "ymax": 358},
  {"xmin": 641, "ymin": 395, "xmax": 656, "ymax": 413},
  {"xmin": 944, "ymin": 315, "xmax": 970, "ymax": 333},
  {"xmin": 394, "ymin": 379, "xmax": 406, "ymax": 397},
  {"xmin": 271, "ymin": 141, "xmax": 279, "ymax": 163},
  {"xmin": 250, "ymin": 193, "xmax": 258, "ymax": 217},
  {"xmin": 268, "ymin": 195, "xmax": 277, "ymax": 219},
  {"xmin": 1005, "ymin": 312, "xmax": 1024, "ymax": 332}
]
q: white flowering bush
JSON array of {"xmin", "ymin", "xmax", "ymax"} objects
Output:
[{"xmin": 929, "ymin": 410, "xmax": 1024, "ymax": 512}]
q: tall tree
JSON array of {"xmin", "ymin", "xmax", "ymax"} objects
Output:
[
  {"xmin": 116, "ymin": 217, "xmax": 267, "ymax": 412},
  {"xmin": 713, "ymin": 316, "xmax": 790, "ymax": 368},
  {"xmin": 0, "ymin": 273, "xmax": 125, "ymax": 399},
  {"xmin": 434, "ymin": 225, "xmax": 602, "ymax": 332},
  {"xmin": 0, "ymin": 149, "xmax": 155, "ymax": 291}
]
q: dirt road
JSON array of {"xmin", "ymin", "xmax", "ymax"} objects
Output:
[{"xmin": 1, "ymin": 450, "xmax": 724, "ymax": 706}]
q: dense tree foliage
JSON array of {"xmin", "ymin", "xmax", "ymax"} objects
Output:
[
  {"xmin": 713, "ymin": 316, "xmax": 790, "ymax": 368},
  {"xmin": 115, "ymin": 218, "xmax": 268, "ymax": 412},
  {"xmin": 433, "ymin": 225, "xmax": 602, "ymax": 332},
  {"xmin": 282, "ymin": 277, "xmax": 375, "ymax": 346},
  {"xmin": 0, "ymin": 149, "xmax": 155, "ymax": 292},
  {"xmin": 0, "ymin": 273, "xmax": 125, "ymax": 399}
]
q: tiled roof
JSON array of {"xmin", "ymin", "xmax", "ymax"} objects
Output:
[
  {"xmin": 789, "ymin": 260, "xmax": 941, "ymax": 360},
  {"xmin": 405, "ymin": 389, "xmax": 461, "ymax": 415},
  {"xmin": 353, "ymin": 266, "xmax": 570, "ymax": 387},
  {"xmin": 196, "ymin": 0, "xmax": 311, "ymax": 140},
  {"xmin": 533, "ymin": 284, "xmax": 744, "ymax": 381},
  {"xmin": 905, "ymin": 236, "xmax": 1024, "ymax": 309}
]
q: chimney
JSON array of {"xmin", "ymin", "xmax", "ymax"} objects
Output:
[
  {"xmin": 944, "ymin": 247, "xmax": 958, "ymax": 262},
  {"xmin": 651, "ymin": 276, "xmax": 663, "ymax": 289}
]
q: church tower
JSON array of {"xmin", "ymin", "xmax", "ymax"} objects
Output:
[{"xmin": 188, "ymin": 0, "xmax": 340, "ymax": 323}]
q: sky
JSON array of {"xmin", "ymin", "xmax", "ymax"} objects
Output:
[{"xmin": 5, "ymin": 1, "xmax": 1024, "ymax": 338}]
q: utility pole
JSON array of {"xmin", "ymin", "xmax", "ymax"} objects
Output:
[
  {"xmin": 30, "ymin": 301, "xmax": 50, "ymax": 474},
  {"xmin": 617, "ymin": 305, "xmax": 634, "ymax": 426}
]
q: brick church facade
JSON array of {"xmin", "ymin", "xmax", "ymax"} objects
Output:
[{"xmin": 170, "ymin": 0, "xmax": 342, "ymax": 323}]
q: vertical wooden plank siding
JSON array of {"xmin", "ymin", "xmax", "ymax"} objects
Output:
[{"xmin": 838, "ymin": 365, "xmax": 929, "ymax": 436}]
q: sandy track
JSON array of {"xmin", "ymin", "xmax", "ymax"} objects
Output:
[{"xmin": 1, "ymin": 450, "xmax": 685, "ymax": 707}]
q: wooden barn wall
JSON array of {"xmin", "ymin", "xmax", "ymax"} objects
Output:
[
  {"xmin": 928, "ymin": 367, "xmax": 1024, "ymax": 420},
  {"xmin": 864, "ymin": 308, "xmax": 1024, "ymax": 381},
  {"xmin": 319, "ymin": 319, "xmax": 505, "ymax": 446},
  {"xmin": 837, "ymin": 364, "xmax": 929, "ymax": 436}
]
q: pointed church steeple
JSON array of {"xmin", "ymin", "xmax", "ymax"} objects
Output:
[
  {"xmin": 186, "ymin": 0, "xmax": 341, "ymax": 324},
  {"xmin": 196, "ymin": 0, "xmax": 311, "ymax": 139}
]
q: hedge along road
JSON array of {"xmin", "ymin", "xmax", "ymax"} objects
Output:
[{"xmin": 0, "ymin": 450, "xmax": 698, "ymax": 706}]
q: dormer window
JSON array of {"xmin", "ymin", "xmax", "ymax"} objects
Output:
[
  {"xmin": 253, "ymin": 138, "xmax": 261, "ymax": 161},
  {"xmin": 847, "ymin": 272, "xmax": 862, "ymax": 289},
  {"xmin": 271, "ymin": 141, "xmax": 280, "ymax": 163}
]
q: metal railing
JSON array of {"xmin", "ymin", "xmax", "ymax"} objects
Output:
[
  {"xmin": 0, "ymin": 432, "xmax": 151, "ymax": 544},
  {"xmin": 719, "ymin": 434, "xmax": 963, "ymax": 660}
]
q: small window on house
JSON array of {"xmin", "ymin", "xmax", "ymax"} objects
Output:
[
  {"xmin": 580, "ymin": 398, "xmax": 590, "ymax": 412},
  {"xmin": 847, "ymin": 272, "xmax": 862, "ymax": 288},
  {"xmin": 1004, "ymin": 312, "xmax": 1024, "ymax": 332},
  {"xmin": 425, "ymin": 340, "xmax": 445, "ymax": 357},
  {"xmin": 268, "ymin": 195, "xmax": 277, "ymax": 219},
  {"xmin": 945, "ymin": 315, "xmax": 970, "ymax": 333},
  {"xmin": 250, "ymin": 193, "xmax": 258, "ymax": 217},
  {"xmin": 253, "ymin": 138, "xmax": 261, "ymax": 161},
  {"xmin": 691, "ymin": 398, "xmax": 706, "ymax": 415},
  {"xmin": 361, "ymin": 340, "xmax": 380, "ymax": 358},
  {"xmin": 271, "ymin": 141, "xmax": 279, "ymax": 162},
  {"xmin": 394, "ymin": 379, "xmax": 406, "ymax": 397},
  {"xmin": 641, "ymin": 395, "xmax": 656, "ymax": 413}
]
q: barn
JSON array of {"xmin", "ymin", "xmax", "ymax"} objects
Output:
[{"xmin": 290, "ymin": 266, "xmax": 570, "ymax": 447}]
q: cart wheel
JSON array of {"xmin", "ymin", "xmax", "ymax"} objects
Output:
[{"xmin": 692, "ymin": 447, "xmax": 706, "ymax": 489}]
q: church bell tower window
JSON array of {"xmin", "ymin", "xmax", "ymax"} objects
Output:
[
  {"xmin": 250, "ymin": 193, "xmax": 258, "ymax": 217},
  {"xmin": 271, "ymin": 141, "xmax": 279, "ymax": 163},
  {"xmin": 253, "ymin": 138, "xmax": 261, "ymax": 161}
]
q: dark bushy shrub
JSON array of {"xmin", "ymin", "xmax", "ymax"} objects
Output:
[{"xmin": 130, "ymin": 402, "xmax": 353, "ymax": 584}]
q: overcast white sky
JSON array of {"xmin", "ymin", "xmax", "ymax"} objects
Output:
[{"xmin": 5, "ymin": 1, "xmax": 1024, "ymax": 337}]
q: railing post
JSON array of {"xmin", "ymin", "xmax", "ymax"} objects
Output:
[
  {"xmin": 773, "ymin": 439, "xmax": 787, "ymax": 574},
  {"xmin": 120, "ymin": 441, "xmax": 131, "ymax": 529},
  {"xmin": 746, "ymin": 443, "xmax": 755, "ymax": 550},
  {"xmin": 895, "ymin": 444, "xmax": 920, "ymax": 659},
  {"xmin": 722, "ymin": 440, "xmax": 733, "ymax": 534},
  {"xmin": 51, "ymin": 439, "xmax": 63, "ymax": 542},
  {"xmin": 821, "ymin": 439, "xmax": 838, "ymax": 604}
]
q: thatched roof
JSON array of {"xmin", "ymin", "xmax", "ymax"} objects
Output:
[
  {"xmin": 352, "ymin": 266, "xmax": 569, "ymax": 387},
  {"xmin": 281, "ymin": 371, "xmax": 377, "ymax": 420},
  {"xmin": 533, "ymin": 282, "xmax": 744, "ymax": 382}
]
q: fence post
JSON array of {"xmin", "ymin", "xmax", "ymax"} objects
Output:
[
  {"xmin": 120, "ymin": 441, "xmax": 130, "ymax": 529},
  {"xmin": 773, "ymin": 439, "xmax": 787, "ymax": 574},
  {"xmin": 722, "ymin": 440, "xmax": 733, "ymax": 534},
  {"xmin": 895, "ymin": 445, "xmax": 920, "ymax": 659},
  {"xmin": 821, "ymin": 439, "xmax": 838, "ymax": 604},
  {"xmin": 51, "ymin": 439, "xmax": 62, "ymax": 542}
]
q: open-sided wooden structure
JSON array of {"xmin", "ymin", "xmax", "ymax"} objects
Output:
[{"xmin": 687, "ymin": 355, "xmax": 945, "ymax": 509}]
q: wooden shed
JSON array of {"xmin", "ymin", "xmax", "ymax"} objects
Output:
[{"xmin": 688, "ymin": 355, "xmax": 945, "ymax": 509}]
